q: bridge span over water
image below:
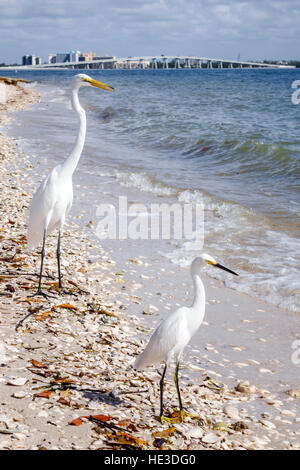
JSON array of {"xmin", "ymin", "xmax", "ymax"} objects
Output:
[{"xmin": 3, "ymin": 55, "xmax": 295, "ymax": 70}]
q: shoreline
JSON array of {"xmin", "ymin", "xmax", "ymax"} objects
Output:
[
  {"xmin": 0, "ymin": 81, "xmax": 299, "ymax": 450},
  {"xmin": 2, "ymin": 69, "xmax": 298, "ymax": 314}
]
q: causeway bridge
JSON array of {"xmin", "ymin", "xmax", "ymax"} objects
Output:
[{"xmin": 3, "ymin": 55, "xmax": 295, "ymax": 70}]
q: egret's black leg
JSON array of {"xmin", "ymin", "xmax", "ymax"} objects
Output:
[
  {"xmin": 28, "ymin": 229, "xmax": 53, "ymax": 299},
  {"xmin": 57, "ymin": 230, "xmax": 62, "ymax": 289},
  {"xmin": 55, "ymin": 230, "xmax": 77, "ymax": 296},
  {"xmin": 159, "ymin": 363, "xmax": 167, "ymax": 421},
  {"xmin": 38, "ymin": 229, "xmax": 46, "ymax": 292},
  {"xmin": 174, "ymin": 362, "xmax": 183, "ymax": 412}
]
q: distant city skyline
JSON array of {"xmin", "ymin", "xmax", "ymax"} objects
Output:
[
  {"xmin": 17, "ymin": 51, "xmax": 295, "ymax": 70},
  {"xmin": 0, "ymin": 0, "xmax": 299, "ymax": 64}
]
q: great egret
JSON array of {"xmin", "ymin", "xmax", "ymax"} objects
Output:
[
  {"xmin": 134, "ymin": 254, "xmax": 238, "ymax": 423},
  {"xmin": 27, "ymin": 74, "xmax": 113, "ymax": 298}
]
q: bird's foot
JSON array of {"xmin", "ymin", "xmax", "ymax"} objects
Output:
[
  {"xmin": 172, "ymin": 409, "xmax": 186, "ymax": 423},
  {"xmin": 57, "ymin": 287, "xmax": 78, "ymax": 297},
  {"xmin": 160, "ymin": 410, "xmax": 186, "ymax": 424},
  {"xmin": 160, "ymin": 409, "xmax": 198, "ymax": 424},
  {"xmin": 179, "ymin": 410, "xmax": 199, "ymax": 421},
  {"xmin": 28, "ymin": 289, "xmax": 55, "ymax": 300},
  {"xmin": 160, "ymin": 414, "xmax": 177, "ymax": 425},
  {"xmin": 48, "ymin": 282, "xmax": 78, "ymax": 297}
]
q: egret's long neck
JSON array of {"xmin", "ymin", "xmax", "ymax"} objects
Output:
[
  {"xmin": 191, "ymin": 274, "xmax": 206, "ymax": 316},
  {"xmin": 62, "ymin": 87, "xmax": 86, "ymax": 176}
]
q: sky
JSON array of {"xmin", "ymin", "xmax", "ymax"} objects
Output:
[{"xmin": 0, "ymin": 0, "xmax": 299, "ymax": 64}]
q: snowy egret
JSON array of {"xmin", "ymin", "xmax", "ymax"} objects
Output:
[
  {"xmin": 134, "ymin": 254, "xmax": 238, "ymax": 423},
  {"xmin": 27, "ymin": 74, "xmax": 113, "ymax": 297}
]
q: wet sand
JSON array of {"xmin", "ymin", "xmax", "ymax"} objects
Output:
[{"xmin": 0, "ymin": 80, "xmax": 299, "ymax": 450}]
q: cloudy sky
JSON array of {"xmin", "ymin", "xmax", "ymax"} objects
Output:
[{"xmin": 0, "ymin": 0, "xmax": 299, "ymax": 63}]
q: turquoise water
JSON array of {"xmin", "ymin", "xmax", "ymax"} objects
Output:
[{"xmin": 2, "ymin": 68, "xmax": 300, "ymax": 310}]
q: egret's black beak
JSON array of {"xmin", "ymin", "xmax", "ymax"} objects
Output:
[{"xmin": 215, "ymin": 263, "xmax": 238, "ymax": 276}]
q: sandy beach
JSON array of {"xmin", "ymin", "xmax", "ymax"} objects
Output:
[{"xmin": 0, "ymin": 79, "xmax": 299, "ymax": 450}]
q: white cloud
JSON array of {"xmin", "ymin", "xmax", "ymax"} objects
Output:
[{"xmin": 0, "ymin": 0, "xmax": 299, "ymax": 62}]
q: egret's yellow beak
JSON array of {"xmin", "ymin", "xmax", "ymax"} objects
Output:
[
  {"xmin": 83, "ymin": 77, "xmax": 114, "ymax": 91},
  {"xmin": 207, "ymin": 259, "xmax": 238, "ymax": 276}
]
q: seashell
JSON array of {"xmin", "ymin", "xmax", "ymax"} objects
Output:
[
  {"xmin": 213, "ymin": 422, "xmax": 229, "ymax": 432},
  {"xmin": 12, "ymin": 391, "xmax": 26, "ymax": 399},
  {"xmin": 281, "ymin": 410, "xmax": 295, "ymax": 418},
  {"xmin": 247, "ymin": 359, "xmax": 260, "ymax": 365},
  {"xmin": 265, "ymin": 398, "xmax": 283, "ymax": 407},
  {"xmin": 286, "ymin": 389, "xmax": 300, "ymax": 399},
  {"xmin": 7, "ymin": 377, "xmax": 27, "ymax": 386},
  {"xmin": 186, "ymin": 428, "xmax": 204, "ymax": 439},
  {"xmin": 201, "ymin": 432, "xmax": 220, "ymax": 444},
  {"xmin": 257, "ymin": 388, "xmax": 270, "ymax": 397},
  {"xmin": 259, "ymin": 419, "xmax": 276, "ymax": 429},
  {"xmin": 236, "ymin": 381, "xmax": 255, "ymax": 394},
  {"xmin": 142, "ymin": 310, "xmax": 153, "ymax": 316},
  {"xmin": 259, "ymin": 368, "xmax": 272, "ymax": 374},
  {"xmin": 223, "ymin": 404, "xmax": 240, "ymax": 419},
  {"xmin": 252, "ymin": 436, "xmax": 270, "ymax": 447}
]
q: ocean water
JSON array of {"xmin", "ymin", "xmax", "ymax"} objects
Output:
[{"xmin": 2, "ymin": 68, "xmax": 300, "ymax": 311}]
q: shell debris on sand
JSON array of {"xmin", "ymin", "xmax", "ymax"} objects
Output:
[{"xmin": 0, "ymin": 80, "xmax": 298, "ymax": 451}]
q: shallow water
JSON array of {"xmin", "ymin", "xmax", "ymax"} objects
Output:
[{"xmin": 2, "ymin": 68, "xmax": 300, "ymax": 311}]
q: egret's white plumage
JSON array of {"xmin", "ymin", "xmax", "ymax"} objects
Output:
[
  {"xmin": 134, "ymin": 253, "xmax": 238, "ymax": 422},
  {"xmin": 134, "ymin": 306, "xmax": 194, "ymax": 371},
  {"xmin": 27, "ymin": 165, "xmax": 73, "ymax": 250},
  {"xmin": 27, "ymin": 74, "xmax": 113, "ymax": 296},
  {"xmin": 134, "ymin": 256, "xmax": 207, "ymax": 371}
]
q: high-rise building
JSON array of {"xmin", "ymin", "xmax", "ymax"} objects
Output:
[
  {"xmin": 69, "ymin": 50, "xmax": 81, "ymax": 62},
  {"xmin": 22, "ymin": 54, "xmax": 42, "ymax": 66},
  {"xmin": 56, "ymin": 52, "xmax": 70, "ymax": 63},
  {"xmin": 28, "ymin": 55, "xmax": 35, "ymax": 65},
  {"xmin": 78, "ymin": 51, "xmax": 95, "ymax": 62},
  {"xmin": 48, "ymin": 54, "xmax": 56, "ymax": 64},
  {"xmin": 55, "ymin": 50, "xmax": 81, "ymax": 63}
]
